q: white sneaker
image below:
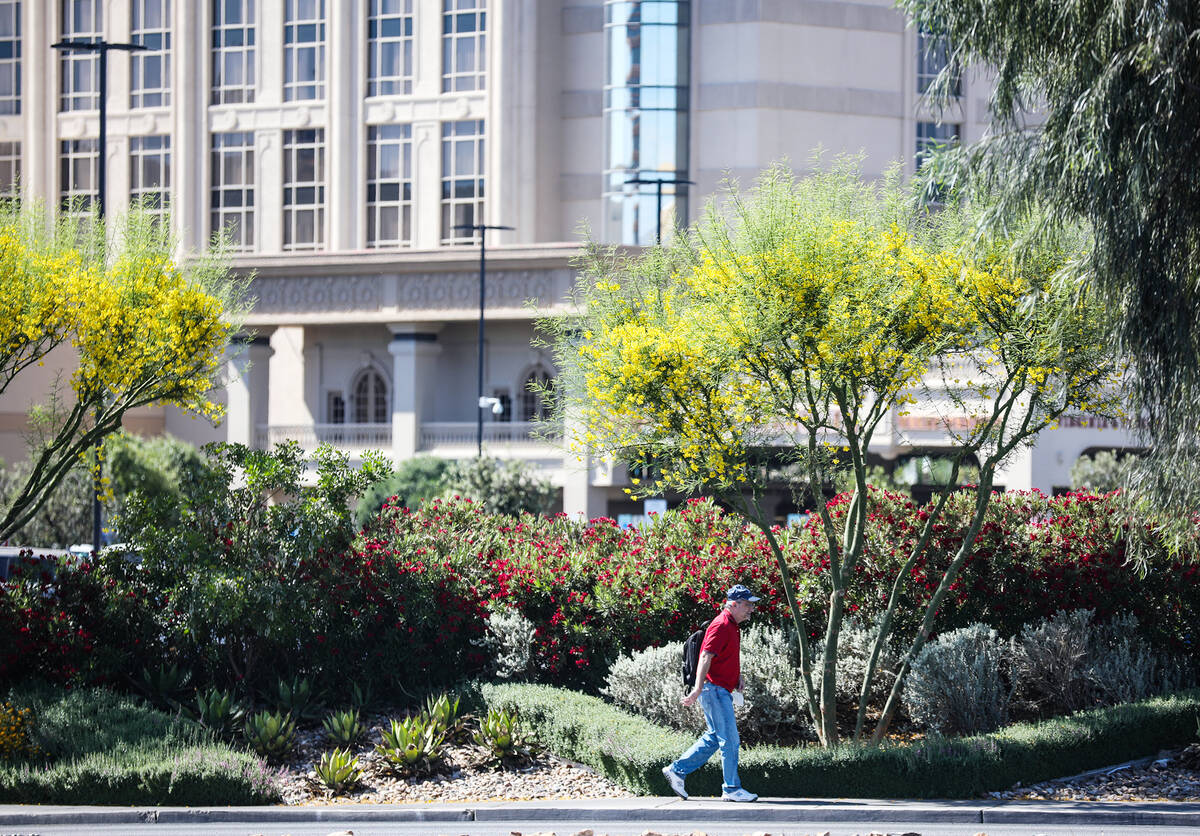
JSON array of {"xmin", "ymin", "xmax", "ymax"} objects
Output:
[
  {"xmin": 721, "ymin": 788, "xmax": 758, "ymax": 802},
  {"xmin": 661, "ymin": 765, "xmax": 689, "ymax": 799}
]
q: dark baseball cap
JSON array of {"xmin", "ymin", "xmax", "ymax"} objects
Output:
[{"xmin": 726, "ymin": 584, "xmax": 761, "ymax": 602}]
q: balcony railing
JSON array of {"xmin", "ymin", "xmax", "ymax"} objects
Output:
[
  {"xmin": 420, "ymin": 421, "xmax": 557, "ymax": 449},
  {"xmin": 256, "ymin": 423, "xmax": 392, "ymax": 450}
]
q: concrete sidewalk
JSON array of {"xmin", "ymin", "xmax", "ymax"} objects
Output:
[{"xmin": 1, "ymin": 797, "xmax": 1199, "ymax": 828}]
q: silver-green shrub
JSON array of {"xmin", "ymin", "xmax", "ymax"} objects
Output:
[
  {"xmin": 1010, "ymin": 608, "xmax": 1096, "ymax": 714},
  {"xmin": 809, "ymin": 615, "xmax": 900, "ymax": 708},
  {"xmin": 902, "ymin": 623, "xmax": 1010, "ymax": 735},
  {"xmin": 601, "ymin": 624, "xmax": 814, "ymax": 740},
  {"xmin": 475, "ymin": 604, "xmax": 537, "ymax": 680}
]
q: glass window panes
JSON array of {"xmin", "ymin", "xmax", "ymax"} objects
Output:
[
  {"xmin": 917, "ymin": 28, "xmax": 961, "ymax": 97},
  {"xmin": 368, "ymin": 0, "xmax": 413, "ymax": 96},
  {"xmin": 131, "ymin": 0, "xmax": 171, "ymax": 108},
  {"xmin": 283, "ymin": 129, "xmax": 324, "ymax": 250},
  {"xmin": 129, "ymin": 135, "xmax": 171, "ymax": 226},
  {"xmin": 285, "ymin": 0, "xmax": 325, "ymax": 101},
  {"xmin": 367, "ymin": 124, "xmax": 412, "ymax": 248},
  {"xmin": 351, "ymin": 369, "xmax": 388, "ymax": 423},
  {"xmin": 440, "ymin": 120, "xmax": 484, "ymax": 245},
  {"xmin": 602, "ymin": 0, "xmax": 690, "ymax": 246},
  {"xmin": 210, "ymin": 131, "xmax": 255, "ymax": 250},
  {"xmin": 0, "ymin": 141, "xmax": 19, "ymax": 198},
  {"xmin": 0, "ymin": 2, "xmax": 19, "ymax": 115},
  {"xmin": 59, "ymin": 138, "xmax": 97, "ymax": 220},
  {"xmin": 212, "ymin": 0, "xmax": 256, "ymax": 104},
  {"xmin": 916, "ymin": 120, "xmax": 960, "ymax": 167},
  {"xmin": 60, "ymin": 0, "xmax": 100, "ymax": 112},
  {"xmin": 441, "ymin": 0, "xmax": 485, "ymax": 93}
]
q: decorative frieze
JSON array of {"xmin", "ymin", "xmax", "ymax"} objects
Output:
[{"xmin": 251, "ymin": 275, "xmax": 383, "ymax": 314}]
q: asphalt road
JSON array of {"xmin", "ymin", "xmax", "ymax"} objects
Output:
[{"xmin": 5, "ymin": 822, "xmax": 1200, "ymax": 836}]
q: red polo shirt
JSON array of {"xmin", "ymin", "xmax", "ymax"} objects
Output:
[{"xmin": 700, "ymin": 608, "xmax": 740, "ymax": 691}]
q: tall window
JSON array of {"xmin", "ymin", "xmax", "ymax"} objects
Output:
[
  {"xmin": 368, "ymin": 0, "xmax": 413, "ymax": 96},
  {"xmin": 131, "ymin": 0, "xmax": 171, "ymax": 108},
  {"xmin": 367, "ymin": 124, "xmax": 412, "ymax": 248},
  {"xmin": 442, "ymin": 0, "xmax": 485, "ymax": 92},
  {"xmin": 212, "ymin": 0, "xmax": 256, "ymax": 105},
  {"xmin": 0, "ymin": 141, "xmax": 19, "ymax": 200},
  {"xmin": 917, "ymin": 27, "xmax": 961, "ymax": 97},
  {"xmin": 520, "ymin": 367, "xmax": 553, "ymax": 422},
  {"xmin": 59, "ymin": 139, "xmax": 97, "ymax": 221},
  {"xmin": 351, "ymin": 369, "xmax": 388, "ymax": 424},
  {"xmin": 60, "ymin": 0, "xmax": 100, "ymax": 112},
  {"xmin": 603, "ymin": 0, "xmax": 691, "ymax": 245},
  {"xmin": 284, "ymin": 0, "xmax": 324, "ymax": 101},
  {"xmin": 129, "ymin": 135, "xmax": 170, "ymax": 225},
  {"xmin": 440, "ymin": 119, "xmax": 484, "ymax": 244},
  {"xmin": 0, "ymin": 1, "xmax": 20, "ymax": 116},
  {"xmin": 211, "ymin": 132, "xmax": 255, "ymax": 250},
  {"xmin": 283, "ymin": 129, "xmax": 324, "ymax": 251},
  {"xmin": 916, "ymin": 120, "xmax": 960, "ymax": 168}
]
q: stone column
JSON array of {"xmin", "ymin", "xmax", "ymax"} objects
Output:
[
  {"xmin": 387, "ymin": 327, "xmax": 442, "ymax": 462},
  {"xmin": 561, "ymin": 394, "xmax": 609, "ymax": 519},
  {"xmin": 225, "ymin": 335, "xmax": 274, "ymax": 447}
]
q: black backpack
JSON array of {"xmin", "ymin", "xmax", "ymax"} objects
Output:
[{"xmin": 681, "ymin": 620, "xmax": 712, "ymax": 688}]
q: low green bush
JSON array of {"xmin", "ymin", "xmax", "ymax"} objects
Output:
[
  {"xmin": 481, "ymin": 682, "xmax": 1200, "ymax": 798},
  {"xmin": 0, "ymin": 682, "xmax": 279, "ymax": 805}
]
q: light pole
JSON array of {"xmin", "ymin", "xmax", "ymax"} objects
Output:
[
  {"xmin": 623, "ymin": 174, "xmax": 695, "ymax": 244},
  {"xmin": 453, "ymin": 222, "xmax": 514, "ymax": 457},
  {"xmin": 52, "ymin": 38, "xmax": 149, "ymax": 553}
]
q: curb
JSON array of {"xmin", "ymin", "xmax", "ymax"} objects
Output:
[{"xmin": 2, "ymin": 798, "xmax": 1199, "ymax": 828}]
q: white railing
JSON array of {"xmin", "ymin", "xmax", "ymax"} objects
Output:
[
  {"xmin": 256, "ymin": 423, "xmax": 392, "ymax": 450},
  {"xmin": 419, "ymin": 421, "xmax": 558, "ymax": 448}
]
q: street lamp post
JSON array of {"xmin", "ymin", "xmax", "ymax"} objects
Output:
[
  {"xmin": 453, "ymin": 222, "xmax": 515, "ymax": 457},
  {"xmin": 623, "ymin": 174, "xmax": 695, "ymax": 244},
  {"xmin": 52, "ymin": 38, "xmax": 148, "ymax": 554}
]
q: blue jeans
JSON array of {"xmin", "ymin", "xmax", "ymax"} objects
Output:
[{"xmin": 670, "ymin": 681, "xmax": 741, "ymax": 792}]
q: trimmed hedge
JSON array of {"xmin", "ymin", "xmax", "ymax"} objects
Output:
[
  {"xmin": 0, "ymin": 684, "xmax": 280, "ymax": 805},
  {"xmin": 481, "ymin": 682, "xmax": 1200, "ymax": 798}
]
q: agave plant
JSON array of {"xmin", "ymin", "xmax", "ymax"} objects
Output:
[
  {"xmin": 243, "ymin": 710, "xmax": 296, "ymax": 761},
  {"xmin": 350, "ymin": 682, "xmax": 373, "ymax": 712},
  {"xmin": 314, "ymin": 746, "xmax": 364, "ymax": 794},
  {"xmin": 322, "ymin": 708, "xmax": 365, "ymax": 747},
  {"xmin": 474, "ymin": 707, "xmax": 520, "ymax": 759},
  {"xmin": 375, "ymin": 714, "xmax": 445, "ymax": 774},
  {"xmin": 140, "ymin": 663, "xmax": 191, "ymax": 710},
  {"xmin": 423, "ymin": 693, "xmax": 466, "ymax": 741},
  {"xmin": 195, "ymin": 688, "xmax": 245, "ymax": 738},
  {"xmin": 272, "ymin": 676, "xmax": 321, "ymax": 721}
]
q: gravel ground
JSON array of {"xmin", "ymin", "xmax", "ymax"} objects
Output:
[
  {"xmin": 988, "ymin": 743, "xmax": 1200, "ymax": 802},
  {"xmin": 277, "ymin": 716, "xmax": 633, "ymax": 805}
]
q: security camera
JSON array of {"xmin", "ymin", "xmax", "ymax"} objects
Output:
[
  {"xmin": 491, "ymin": 401, "xmax": 503, "ymax": 415},
  {"xmin": 478, "ymin": 395, "xmax": 504, "ymax": 416}
]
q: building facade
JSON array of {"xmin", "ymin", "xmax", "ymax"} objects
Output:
[{"xmin": 0, "ymin": 0, "xmax": 1140, "ymax": 520}]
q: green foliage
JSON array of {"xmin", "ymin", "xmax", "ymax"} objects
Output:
[
  {"xmin": 354, "ymin": 455, "xmax": 455, "ymax": 529},
  {"xmin": 272, "ymin": 676, "xmax": 321, "ymax": 721},
  {"xmin": 0, "ymin": 683, "xmax": 278, "ymax": 805},
  {"xmin": 1070, "ymin": 451, "xmax": 1138, "ymax": 495},
  {"xmin": 0, "ymin": 701, "xmax": 40, "ymax": 760},
  {"xmin": 375, "ymin": 715, "xmax": 445, "ymax": 774},
  {"xmin": 424, "ymin": 693, "xmax": 466, "ymax": 742},
  {"xmin": 448, "ymin": 456, "xmax": 557, "ymax": 516},
  {"xmin": 482, "ymin": 682, "xmax": 1200, "ymax": 798},
  {"xmin": 474, "ymin": 706, "xmax": 521, "ymax": 760},
  {"xmin": 243, "ymin": 710, "xmax": 296, "ymax": 762},
  {"xmin": 349, "ymin": 682, "xmax": 373, "ymax": 712},
  {"xmin": 322, "ymin": 709, "xmax": 365, "ymax": 747},
  {"xmin": 0, "ymin": 462, "xmax": 91, "ymax": 548},
  {"xmin": 314, "ymin": 746, "xmax": 363, "ymax": 794},
  {"xmin": 193, "ymin": 688, "xmax": 245, "ymax": 739},
  {"xmin": 139, "ymin": 663, "xmax": 192, "ymax": 711},
  {"xmin": 903, "ymin": 624, "xmax": 1010, "ymax": 735}
]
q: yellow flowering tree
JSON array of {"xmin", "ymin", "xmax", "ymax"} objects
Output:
[
  {"xmin": 0, "ymin": 203, "xmax": 243, "ymax": 543},
  {"xmin": 542, "ymin": 160, "xmax": 1120, "ymax": 746}
]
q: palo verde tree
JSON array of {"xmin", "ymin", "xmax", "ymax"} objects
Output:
[
  {"xmin": 542, "ymin": 160, "xmax": 1120, "ymax": 745},
  {"xmin": 0, "ymin": 202, "xmax": 244, "ymax": 543}
]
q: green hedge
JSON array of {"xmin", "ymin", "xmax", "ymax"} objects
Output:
[
  {"xmin": 481, "ymin": 683, "xmax": 1200, "ymax": 798},
  {"xmin": 0, "ymin": 683, "xmax": 280, "ymax": 805}
]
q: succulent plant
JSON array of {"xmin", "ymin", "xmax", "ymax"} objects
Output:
[
  {"xmin": 243, "ymin": 710, "xmax": 296, "ymax": 761},
  {"xmin": 474, "ymin": 707, "xmax": 521, "ymax": 760},
  {"xmin": 314, "ymin": 746, "xmax": 364, "ymax": 794},
  {"xmin": 423, "ymin": 693, "xmax": 466, "ymax": 741},
  {"xmin": 195, "ymin": 688, "xmax": 246, "ymax": 738},
  {"xmin": 322, "ymin": 708, "xmax": 365, "ymax": 747},
  {"xmin": 271, "ymin": 676, "xmax": 321, "ymax": 721},
  {"xmin": 349, "ymin": 682, "xmax": 373, "ymax": 712},
  {"xmin": 375, "ymin": 714, "xmax": 444, "ymax": 773},
  {"xmin": 140, "ymin": 663, "xmax": 191, "ymax": 710}
]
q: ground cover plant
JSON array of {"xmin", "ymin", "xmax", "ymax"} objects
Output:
[{"xmin": 0, "ymin": 682, "xmax": 279, "ymax": 805}]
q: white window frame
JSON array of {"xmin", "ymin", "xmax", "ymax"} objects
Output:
[
  {"xmin": 60, "ymin": 0, "xmax": 100, "ymax": 112},
  {"xmin": 368, "ymin": 0, "xmax": 414, "ymax": 97},
  {"xmin": 366, "ymin": 124, "xmax": 413, "ymax": 248},
  {"xmin": 440, "ymin": 119, "xmax": 485, "ymax": 245},
  {"xmin": 284, "ymin": 0, "xmax": 325, "ymax": 102},
  {"xmin": 210, "ymin": 131, "xmax": 255, "ymax": 251},
  {"xmin": 131, "ymin": 0, "xmax": 171, "ymax": 109},
  {"xmin": 441, "ymin": 0, "xmax": 486, "ymax": 93},
  {"xmin": 282, "ymin": 128, "xmax": 325, "ymax": 251},
  {"xmin": 212, "ymin": 0, "xmax": 257, "ymax": 105},
  {"xmin": 129, "ymin": 134, "xmax": 171, "ymax": 224},
  {"xmin": 0, "ymin": 1, "xmax": 20, "ymax": 116}
]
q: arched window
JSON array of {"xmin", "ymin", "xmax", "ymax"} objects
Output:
[
  {"xmin": 351, "ymin": 368, "xmax": 389, "ymax": 423},
  {"xmin": 520, "ymin": 366, "xmax": 554, "ymax": 422}
]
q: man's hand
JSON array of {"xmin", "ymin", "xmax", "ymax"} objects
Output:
[{"xmin": 681, "ymin": 689, "xmax": 701, "ymax": 707}]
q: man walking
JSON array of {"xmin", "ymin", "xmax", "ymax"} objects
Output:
[{"xmin": 662, "ymin": 584, "xmax": 760, "ymax": 802}]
